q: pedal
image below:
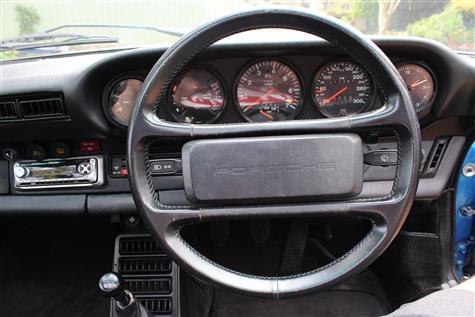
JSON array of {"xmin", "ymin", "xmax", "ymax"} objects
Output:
[{"xmin": 281, "ymin": 221, "xmax": 308, "ymax": 275}]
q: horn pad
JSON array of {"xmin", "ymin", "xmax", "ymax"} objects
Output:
[{"xmin": 182, "ymin": 134, "xmax": 363, "ymax": 204}]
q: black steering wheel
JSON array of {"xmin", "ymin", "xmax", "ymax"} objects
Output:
[{"xmin": 128, "ymin": 8, "xmax": 421, "ymax": 298}]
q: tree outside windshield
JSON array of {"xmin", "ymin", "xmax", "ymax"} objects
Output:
[{"xmin": 1, "ymin": 0, "xmax": 474, "ymax": 61}]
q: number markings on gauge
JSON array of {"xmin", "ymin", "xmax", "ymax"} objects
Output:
[
  {"xmin": 236, "ymin": 60, "xmax": 303, "ymax": 122},
  {"xmin": 312, "ymin": 61, "xmax": 373, "ymax": 117},
  {"xmin": 396, "ymin": 63, "xmax": 435, "ymax": 110}
]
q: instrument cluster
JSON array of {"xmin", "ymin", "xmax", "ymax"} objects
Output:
[{"xmin": 103, "ymin": 58, "xmax": 437, "ymax": 126}]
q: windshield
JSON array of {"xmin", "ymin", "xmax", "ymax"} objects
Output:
[{"xmin": 1, "ymin": 0, "xmax": 474, "ymax": 61}]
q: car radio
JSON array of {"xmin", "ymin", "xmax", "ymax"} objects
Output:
[{"xmin": 13, "ymin": 156, "xmax": 104, "ymax": 190}]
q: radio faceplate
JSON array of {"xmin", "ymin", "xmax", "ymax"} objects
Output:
[{"xmin": 13, "ymin": 156, "xmax": 104, "ymax": 190}]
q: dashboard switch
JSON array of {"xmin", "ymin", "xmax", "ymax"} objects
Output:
[
  {"xmin": 79, "ymin": 140, "xmax": 101, "ymax": 153},
  {"xmin": 51, "ymin": 142, "xmax": 70, "ymax": 158},
  {"xmin": 110, "ymin": 156, "xmax": 128, "ymax": 178},
  {"xmin": 2, "ymin": 147, "xmax": 19, "ymax": 161},
  {"xmin": 150, "ymin": 159, "xmax": 181, "ymax": 175},
  {"xmin": 27, "ymin": 144, "xmax": 46, "ymax": 160},
  {"xmin": 364, "ymin": 150, "xmax": 398, "ymax": 166}
]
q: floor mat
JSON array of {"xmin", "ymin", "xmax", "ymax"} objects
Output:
[
  {"xmin": 0, "ymin": 216, "xmax": 116, "ymax": 317},
  {"xmin": 213, "ymin": 289, "xmax": 388, "ymax": 317},
  {"xmin": 181, "ymin": 270, "xmax": 390, "ymax": 317}
]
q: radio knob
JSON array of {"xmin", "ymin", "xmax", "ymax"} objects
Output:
[
  {"xmin": 14, "ymin": 166, "xmax": 29, "ymax": 179},
  {"xmin": 77, "ymin": 162, "xmax": 94, "ymax": 175}
]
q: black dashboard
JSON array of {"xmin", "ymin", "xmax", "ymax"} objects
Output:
[
  {"xmin": 0, "ymin": 37, "xmax": 474, "ymax": 215},
  {"xmin": 105, "ymin": 54, "xmax": 437, "ymax": 126}
]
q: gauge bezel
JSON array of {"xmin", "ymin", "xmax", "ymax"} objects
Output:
[
  {"xmin": 234, "ymin": 57, "xmax": 305, "ymax": 122},
  {"xmin": 311, "ymin": 59, "xmax": 376, "ymax": 118},
  {"xmin": 395, "ymin": 60, "xmax": 437, "ymax": 116},
  {"xmin": 166, "ymin": 66, "xmax": 227, "ymax": 124},
  {"xmin": 103, "ymin": 73, "xmax": 145, "ymax": 128}
]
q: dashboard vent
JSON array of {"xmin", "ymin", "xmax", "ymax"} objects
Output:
[
  {"xmin": 125, "ymin": 278, "xmax": 171, "ymax": 294},
  {"xmin": 118, "ymin": 257, "xmax": 172, "ymax": 275},
  {"xmin": 19, "ymin": 94, "xmax": 65, "ymax": 118},
  {"xmin": 115, "ymin": 235, "xmax": 175, "ymax": 316},
  {"xmin": 119, "ymin": 237, "xmax": 164, "ymax": 255},
  {"xmin": 422, "ymin": 137, "xmax": 449, "ymax": 178},
  {"xmin": 0, "ymin": 101, "xmax": 18, "ymax": 120},
  {"xmin": 138, "ymin": 298, "xmax": 172, "ymax": 315}
]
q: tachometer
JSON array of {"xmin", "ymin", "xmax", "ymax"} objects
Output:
[
  {"xmin": 396, "ymin": 63, "xmax": 435, "ymax": 111},
  {"xmin": 236, "ymin": 60, "xmax": 303, "ymax": 122},
  {"xmin": 170, "ymin": 68, "xmax": 225, "ymax": 123},
  {"xmin": 313, "ymin": 60, "xmax": 373, "ymax": 117}
]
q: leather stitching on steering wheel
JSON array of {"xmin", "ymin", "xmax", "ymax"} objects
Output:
[{"xmin": 172, "ymin": 216, "xmax": 377, "ymax": 282}]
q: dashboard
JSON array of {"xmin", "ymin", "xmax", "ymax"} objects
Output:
[
  {"xmin": 104, "ymin": 56, "xmax": 437, "ymax": 126},
  {"xmin": 0, "ymin": 37, "xmax": 474, "ymax": 215}
]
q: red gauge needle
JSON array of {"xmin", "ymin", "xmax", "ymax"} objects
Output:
[
  {"xmin": 259, "ymin": 110, "xmax": 274, "ymax": 120},
  {"xmin": 408, "ymin": 79, "xmax": 427, "ymax": 90},
  {"xmin": 322, "ymin": 86, "xmax": 348, "ymax": 105},
  {"xmin": 244, "ymin": 88, "xmax": 275, "ymax": 112}
]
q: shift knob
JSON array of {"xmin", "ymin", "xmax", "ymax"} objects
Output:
[
  {"xmin": 99, "ymin": 272, "xmax": 152, "ymax": 317},
  {"xmin": 99, "ymin": 272, "xmax": 129, "ymax": 307}
]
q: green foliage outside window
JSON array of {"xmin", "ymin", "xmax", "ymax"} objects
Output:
[
  {"xmin": 15, "ymin": 5, "xmax": 40, "ymax": 35},
  {"xmin": 408, "ymin": 4, "xmax": 474, "ymax": 50}
]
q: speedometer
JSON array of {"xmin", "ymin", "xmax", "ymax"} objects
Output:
[
  {"xmin": 313, "ymin": 60, "xmax": 373, "ymax": 117},
  {"xmin": 236, "ymin": 60, "xmax": 303, "ymax": 122}
]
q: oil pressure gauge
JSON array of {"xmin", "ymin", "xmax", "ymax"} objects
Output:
[{"xmin": 397, "ymin": 63, "xmax": 436, "ymax": 111}]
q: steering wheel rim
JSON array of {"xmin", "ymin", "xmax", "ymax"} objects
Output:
[{"xmin": 127, "ymin": 7, "xmax": 421, "ymax": 298}]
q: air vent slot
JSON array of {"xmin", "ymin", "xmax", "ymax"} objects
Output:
[
  {"xmin": 119, "ymin": 237, "xmax": 164, "ymax": 255},
  {"xmin": 18, "ymin": 94, "xmax": 65, "ymax": 118},
  {"xmin": 422, "ymin": 137, "xmax": 449, "ymax": 178},
  {"xmin": 0, "ymin": 101, "xmax": 18, "ymax": 120},
  {"xmin": 118, "ymin": 257, "xmax": 172, "ymax": 275},
  {"xmin": 138, "ymin": 298, "xmax": 172, "ymax": 315},
  {"xmin": 125, "ymin": 278, "xmax": 171, "ymax": 294}
]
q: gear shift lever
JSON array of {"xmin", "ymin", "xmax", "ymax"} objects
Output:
[{"xmin": 99, "ymin": 272, "xmax": 151, "ymax": 317}]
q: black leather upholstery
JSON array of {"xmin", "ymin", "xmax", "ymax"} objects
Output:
[{"xmin": 127, "ymin": 7, "xmax": 421, "ymax": 298}]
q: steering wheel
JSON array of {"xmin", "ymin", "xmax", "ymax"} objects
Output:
[{"xmin": 128, "ymin": 8, "xmax": 421, "ymax": 298}]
